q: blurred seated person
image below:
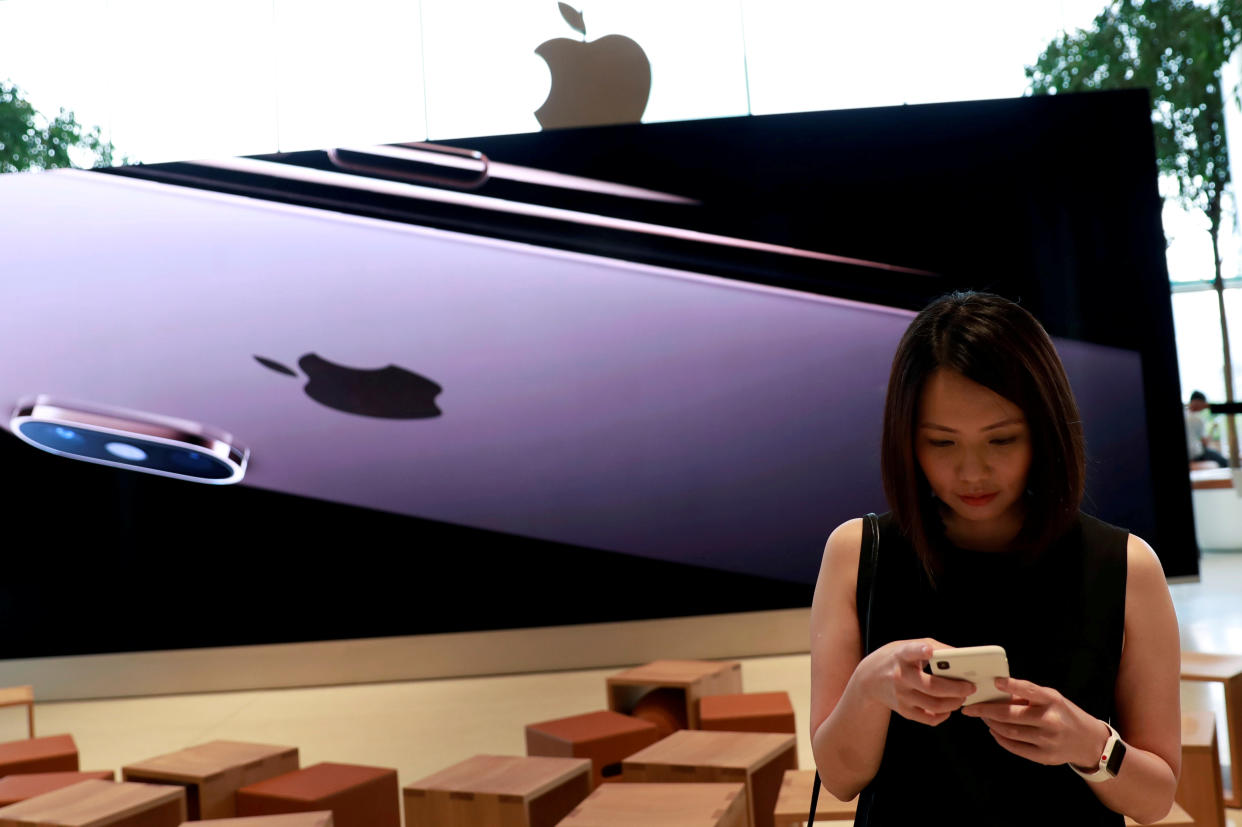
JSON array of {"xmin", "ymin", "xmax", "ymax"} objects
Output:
[{"xmin": 1186, "ymin": 390, "xmax": 1228, "ymax": 468}]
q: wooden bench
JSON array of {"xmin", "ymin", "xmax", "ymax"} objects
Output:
[
  {"xmin": 607, "ymin": 660, "xmax": 743, "ymax": 731},
  {"xmin": 560, "ymin": 783, "xmax": 747, "ymax": 827},
  {"xmin": 1180, "ymin": 651, "xmax": 1242, "ymax": 807},
  {"xmin": 0, "ymin": 772, "xmax": 115, "ymax": 807},
  {"xmin": 1189, "ymin": 470, "xmax": 1242, "ymax": 550},
  {"xmin": 0, "ymin": 779, "xmax": 185, "ymax": 827},
  {"xmin": 1178, "ymin": 711, "xmax": 1225, "ymax": 827},
  {"xmin": 404, "ymin": 754, "xmax": 591, "ymax": 827},
  {"xmin": 623, "ymin": 730, "xmax": 796, "ymax": 827},
  {"xmin": 770, "ymin": 769, "xmax": 856, "ymax": 825},
  {"xmin": 1190, "ymin": 468, "xmax": 1237, "ymax": 490},
  {"xmin": 123, "ymin": 740, "xmax": 299, "ymax": 820}
]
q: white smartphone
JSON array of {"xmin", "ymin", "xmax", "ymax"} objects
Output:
[{"xmin": 928, "ymin": 645, "xmax": 1010, "ymax": 706}]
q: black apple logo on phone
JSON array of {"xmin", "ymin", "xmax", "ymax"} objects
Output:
[{"xmin": 256, "ymin": 354, "xmax": 442, "ymax": 419}]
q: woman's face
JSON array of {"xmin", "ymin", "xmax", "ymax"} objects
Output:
[{"xmin": 915, "ymin": 368, "xmax": 1033, "ymax": 533}]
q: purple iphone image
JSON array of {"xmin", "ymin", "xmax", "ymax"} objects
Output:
[{"xmin": 0, "ymin": 159, "xmax": 1151, "ymax": 584}]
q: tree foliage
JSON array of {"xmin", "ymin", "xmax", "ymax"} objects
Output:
[{"xmin": 0, "ymin": 80, "xmax": 117, "ymax": 174}]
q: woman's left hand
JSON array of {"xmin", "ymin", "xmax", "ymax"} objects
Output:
[{"xmin": 961, "ymin": 676, "xmax": 1111, "ymax": 769}]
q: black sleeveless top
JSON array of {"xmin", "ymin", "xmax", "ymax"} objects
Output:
[{"xmin": 853, "ymin": 511, "xmax": 1128, "ymax": 826}]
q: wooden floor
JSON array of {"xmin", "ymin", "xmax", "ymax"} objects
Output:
[{"xmin": 1, "ymin": 549, "xmax": 1239, "ymax": 825}]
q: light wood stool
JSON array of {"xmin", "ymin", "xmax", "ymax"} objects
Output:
[
  {"xmin": 606, "ymin": 660, "xmax": 743, "ymax": 730},
  {"xmin": 179, "ymin": 812, "xmax": 333, "ymax": 827},
  {"xmin": 622, "ymin": 730, "xmax": 797, "ymax": 827},
  {"xmin": 770, "ymin": 769, "xmax": 856, "ymax": 825},
  {"xmin": 405, "ymin": 754, "xmax": 590, "ymax": 827},
  {"xmin": 1177, "ymin": 711, "xmax": 1225, "ymax": 827},
  {"xmin": 0, "ymin": 688, "xmax": 33, "ymax": 740},
  {"xmin": 0, "ymin": 771, "xmax": 116, "ymax": 807},
  {"xmin": 1180, "ymin": 651, "xmax": 1242, "ymax": 807},
  {"xmin": 123, "ymin": 740, "xmax": 299, "ymax": 821},
  {"xmin": 559, "ymin": 783, "xmax": 747, "ymax": 827},
  {"xmin": 0, "ymin": 779, "xmax": 185, "ymax": 827}
]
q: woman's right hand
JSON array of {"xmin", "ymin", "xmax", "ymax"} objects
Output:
[{"xmin": 854, "ymin": 638, "xmax": 975, "ymax": 726}]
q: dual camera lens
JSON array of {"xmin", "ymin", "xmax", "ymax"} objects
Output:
[
  {"xmin": 17, "ymin": 420, "xmax": 236, "ymax": 482},
  {"xmin": 10, "ymin": 397, "xmax": 248, "ymax": 485}
]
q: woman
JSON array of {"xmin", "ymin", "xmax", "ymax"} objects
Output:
[{"xmin": 809, "ymin": 292, "xmax": 1180, "ymax": 825}]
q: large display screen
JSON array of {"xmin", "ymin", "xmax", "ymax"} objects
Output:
[{"xmin": 0, "ymin": 89, "xmax": 1192, "ymax": 658}]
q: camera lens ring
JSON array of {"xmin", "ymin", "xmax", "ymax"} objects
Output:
[{"xmin": 15, "ymin": 420, "xmax": 239, "ymax": 482}]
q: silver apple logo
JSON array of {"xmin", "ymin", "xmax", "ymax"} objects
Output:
[{"xmin": 534, "ymin": 3, "xmax": 651, "ymax": 130}]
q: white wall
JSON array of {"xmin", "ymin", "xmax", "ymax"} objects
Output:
[{"xmin": 0, "ymin": 0, "xmax": 1107, "ymax": 163}]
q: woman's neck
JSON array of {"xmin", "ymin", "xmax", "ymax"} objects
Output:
[{"xmin": 940, "ymin": 502, "xmax": 1026, "ymax": 552}]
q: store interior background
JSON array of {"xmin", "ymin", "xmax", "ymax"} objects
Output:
[{"xmin": 1, "ymin": 0, "xmax": 1241, "ymax": 823}]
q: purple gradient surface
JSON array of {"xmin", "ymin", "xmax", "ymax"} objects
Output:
[{"xmin": 0, "ymin": 170, "xmax": 1150, "ymax": 582}]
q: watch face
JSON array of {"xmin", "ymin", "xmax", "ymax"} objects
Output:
[{"xmin": 1106, "ymin": 738, "xmax": 1127, "ymax": 776}]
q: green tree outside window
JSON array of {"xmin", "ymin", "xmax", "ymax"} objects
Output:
[{"xmin": 0, "ymin": 80, "xmax": 117, "ymax": 173}]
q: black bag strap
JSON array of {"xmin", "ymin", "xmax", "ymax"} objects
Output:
[
  {"xmin": 860, "ymin": 512, "xmax": 881, "ymax": 654},
  {"xmin": 810, "ymin": 513, "xmax": 880, "ymax": 824}
]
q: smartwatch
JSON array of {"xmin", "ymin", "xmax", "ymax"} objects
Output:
[{"xmin": 1070, "ymin": 721, "xmax": 1126, "ymax": 782}]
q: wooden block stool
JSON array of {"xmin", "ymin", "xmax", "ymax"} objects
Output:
[
  {"xmin": 559, "ymin": 783, "xmax": 747, "ymax": 827},
  {"xmin": 770, "ymin": 769, "xmax": 856, "ymax": 825},
  {"xmin": 0, "ymin": 778, "xmax": 185, "ymax": 827},
  {"xmin": 236, "ymin": 763, "xmax": 397, "ymax": 827},
  {"xmin": 525, "ymin": 710, "xmax": 662, "ymax": 788},
  {"xmin": 622, "ymin": 730, "xmax": 797, "ymax": 827},
  {"xmin": 1180, "ymin": 651, "xmax": 1242, "ymax": 806},
  {"xmin": 0, "ymin": 688, "xmax": 34, "ymax": 740},
  {"xmin": 123, "ymin": 740, "xmax": 299, "ymax": 820},
  {"xmin": 403, "ymin": 754, "xmax": 590, "ymax": 827},
  {"xmin": 606, "ymin": 660, "xmax": 742, "ymax": 731},
  {"xmin": 0, "ymin": 734, "xmax": 78, "ymax": 776},
  {"xmin": 180, "ymin": 812, "xmax": 333, "ymax": 827},
  {"xmin": 700, "ymin": 693, "xmax": 796, "ymax": 734},
  {"xmin": 1177, "ymin": 710, "xmax": 1226, "ymax": 827},
  {"xmin": 0, "ymin": 771, "xmax": 116, "ymax": 807}
]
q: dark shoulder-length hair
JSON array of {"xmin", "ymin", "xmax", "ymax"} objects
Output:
[{"xmin": 881, "ymin": 291, "xmax": 1085, "ymax": 579}]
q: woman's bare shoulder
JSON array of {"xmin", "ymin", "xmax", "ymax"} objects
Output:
[
  {"xmin": 818, "ymin": 518, "xmax": 866, "ymax": 586},
  {"xmin": 825, "ymin": 518, "xmax": 865, "ymax": 553},
  {"xmin": 1124, "ymin": 533, "xmax": 1171, "ymax": 600}
]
